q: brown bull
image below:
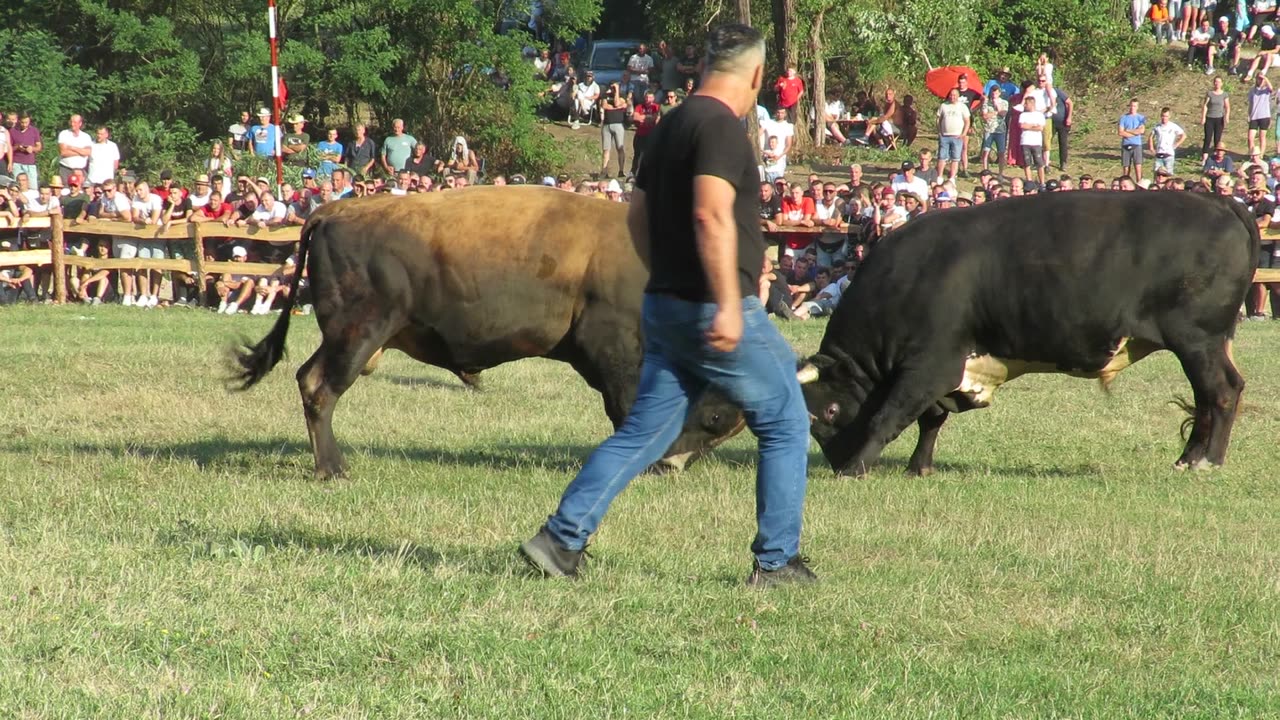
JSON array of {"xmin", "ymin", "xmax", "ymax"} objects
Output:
[{"xmin": 231, "ymin": 186, "xmax": 746, "ymax": 479}]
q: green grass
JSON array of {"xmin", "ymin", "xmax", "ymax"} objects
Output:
[{"xmin": 1, "ymin": 305, "xmax": 1279, "ymax": 718}]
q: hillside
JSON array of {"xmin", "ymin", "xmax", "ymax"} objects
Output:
[{"xmin": 545, "ymin": 41, "xmax": 1262, "ymax": 190}]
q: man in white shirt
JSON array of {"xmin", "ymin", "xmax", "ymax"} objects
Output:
[
  {"xmin": 626, "ymin": 44, "xmax": 654, "ymax": 100},
  {"xmin": 131, "ymin": 180, "xmax": 167, "ymax": 307},
  {"xmin": 935, "ymin": 89, "xmax": 971, "ymax": 184},
  {"xmin": 762, "ymin": 106, "xmax": 795, "ymax": 157},
  {"xmin": 573, "ymin": 71, "xmax": 600, "ymax": 128},
  {"xmin": 891, "ymin": 161, "xmax": 930, "ymax": 208},
  {"xmin": 823, "ymin": 97, "xmax": 848, "ymax": 144},
  {"xmin": 1018, "ymin": 95, "xmax": 1048, "ymax": 187},
  {"xmin": 1148, "ymin": 106, "xmax": 1187, "ymax": 175},
  {"xmin": 87, "ymin": 126, "xmax": 121, "ymax": 186},
  {"xmin": 189, "ymin": 174, "xmax": 213, "ymax": 208},
  {"xmin": 250, "ymin": 191, "xmax": 288, "ymax": 227},
  {"xmin": 56, "ymin": 114, "xmax": 94, "ymax": 185}
]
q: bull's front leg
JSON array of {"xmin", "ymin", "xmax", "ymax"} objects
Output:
[
  {"xmin": 906, "ymin": 406, "xmax": 949, "ymax": 476},
  {"xmin": 840, "ymin": 370, "xmax": 957, "ymax": 477}
]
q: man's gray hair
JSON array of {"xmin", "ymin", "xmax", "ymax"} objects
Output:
[{"xmin": 703, "ymin": 23, "xmax": 766, "ymax": 75}]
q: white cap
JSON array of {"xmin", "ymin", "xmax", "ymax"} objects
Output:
[
  {"xmin": 1264, "ymin": 24, "xmax": 1276, "ymax": 37},
  {"xmin": 606, "ymin": 179, "xmax": 623, "ymax": 193},
  {"xmin": 232, "ymin": 246, "xmax": 248, "ymax": 258}
]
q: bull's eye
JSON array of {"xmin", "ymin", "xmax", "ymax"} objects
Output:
[
  {"xmin": 824, "ymin": 402, "xmax": 840, "ymax": 422},
  {"xmin": 709, "ymin": 413, "xmax": 722, "ymax": 426}
]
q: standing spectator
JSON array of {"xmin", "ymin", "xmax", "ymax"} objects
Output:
[
  {"xmin": 955, "ymin": 75, "xmax": 983, "ymax": 177},
  {"xmin": 381, "ymin": 119, "xmax": 416, "ymax": 176},
  {"xmin": 630, "ymin": 91, "xmax": 660, "ymax": 177},
  {"xmin": 1036, "ymin": 51, "xmax": 1056, "ymax": 86},
  {"xmin": 626, "ymin": 43, "xmax": 654, "ymax": 101},
  {"xmin": 316, "ymin": 128, "xmax": 343, "ymax": 177},
  {"xmin": 935, "ymin": 89, "xmax": 971, "ymax": 184},
  {"xmin": 573, "ymin": 71, "xmax": 600, "ymax": 129},
  {"xmin": 56, "ymin": 114, "xmax": 93, "ymax": 184},
  {"xmin": 0, "ymin": 115, "xmax": 11, "ymax": 177},
  {"xmin": 10, "ymin": 112, "xmax": 42, "ymax": 188},
  {"xmin": 600, "ymin": 83, "xmax": 629, "ymax": 177},
  {"xmin": 1245, "ymin": 24, "xmax": 1280, "ymax": 81},
  {"xmin": 891, "ymin": 161, "xmax": 931, "ymax": 203},
  {"xmin": 657, "ymin": 41, "xmax": 681, "ymax": 92},
  {"xmin": 1246, "ymin": 74, "xmax": 1273, "ymax": 158},
  {"xmin": 984, "ymin": 66, "xmax": 1018, "ymax": 100},
  {"xmin": 660, "ymin": 88, "xmax": 681, "ymax": 118},
  {"xmin": 763, "ymin": 105, "xmax": 796, "ymax": 159},
  {"xmin": 132, "ymin": 180, "xmax": 166, "ymax": 308},
  {"xmin": 1019, "ymin": 96, "xmax": 1048, "ymax": 187},
  {"xmin": 762, "ymin": 135, "xmax": 787, "ymax": 181},
  {"xmin": 1118, "ymin": 98, "xmax": 1147, "ymax": 183},
  {"xmin": 282, "ymin": 114, "xmax": 311, "ymax": 167},
  {"xmin": 228, "ymin": 110, "xmax": 250, "ymax": 153},
  {"xmin": 675, "ymin": 44, "xmax": 699, "ymax": 89},
  {"xmin": 1149, "ymin": 107, "xmax": 1188, "ymax": 175},
  {"xmin": 86, "ymin": 126, "xmax": 120, "ymax": 187},
  {"xmin": 980, "ymin": 86, "xmax": 1009, "ymax": 177},
  {"xmin": 345, "ymin": 124, "xmax": 378, "ymax": 179},
  {"xmin": 773, "ymin": 65, "xmax": 805, "ymax": 123},
  {"xmin": 1047, "ymin": 83, "xmax": 1074, "ymax": 172},
  {"xmin": 205, "ymin": 140, "xmax": 233, "ymax": 180},
  {"xmin": 247, "ymin": 107, "xmax": 280, "ymax": 158},
  {"xmin": 189, "ymin": 174, "xmax": 213, "ymax": 208},
  {"xmin": 1201, "ymin": 75, "xmax": 1231, "ymax": 161}
]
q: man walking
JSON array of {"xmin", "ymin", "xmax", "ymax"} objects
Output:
[{"xmin": 520, "ymin": 24, "xmax": 816, "ymax": 587}]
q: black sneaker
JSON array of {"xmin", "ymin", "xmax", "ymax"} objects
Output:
[
  {"xmin": 519, "ymin": 527, "xmax": 585, "ymax": 578},
  {"xmin": 745, "ymin": 555, "xmax": 818, "ymax": 588}
]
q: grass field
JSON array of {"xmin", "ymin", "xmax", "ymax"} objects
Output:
[{"xmin": 2, "ymin": 306, "xmax": 1279, "ymax": 718}]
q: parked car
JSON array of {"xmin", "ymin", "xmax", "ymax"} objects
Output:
[{"xmin": 585, "ymin": 39, "xmax": 644, "ymax": 92}]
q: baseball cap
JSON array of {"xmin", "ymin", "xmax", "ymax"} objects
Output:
[
  {"xmin": 231, "ymin": 246, "xmax": 248, "ymax": 258},
  {"xmin": 935, "ymin": 191, "xmax": 953, "ymax": 202},
  {"xmin": 1219, "ymin": 16, "xmax": 1229, "ymax": 24},
  {"xmin": 301, "ymin": 169, "xmax": 316, "ymax": 179},
  {"xmin": 510, "ymin": 173, "xmax": 527, "ymax": 185},
  {"xmin": 541, "ymin": 176, "xmax": 556, "ymax": 186},
  {"xmin": 556, "ymin": 173, "xmax": 571, "ymax": 184},
  {"xmin": 900, "ymin": 161, "xmax": 916, "ymax": 171},
  {"xmin": 1263, "ymin": 25, "xmax": 1275, "ymax": 37},
  {"xmin": 880, "ymin": 187, "xmax": 895, "ymax": 198},
  {"xmin": 606, "ymin": 179, "xmax": 623, "ymax": 193},
  {"xmin": 1044, "ymin": 179, "xmax": 1061, "ymax": 191},
  {"xmin": 68, "ymin": 172, "xmax": 83, "ymax": 186}
]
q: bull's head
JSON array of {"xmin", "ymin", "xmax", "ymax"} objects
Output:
[
  {"xmin": 651, "ymin": 389, "xmax": 746, "ymax": 473},
  {"xmin": 796, "ymin": 355, "xmax": 869, "ymax": 474}
]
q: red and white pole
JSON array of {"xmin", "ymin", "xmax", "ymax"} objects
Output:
[{"xmin": 268, "ymin": 0, "xmax": 284, "ymax": 194}]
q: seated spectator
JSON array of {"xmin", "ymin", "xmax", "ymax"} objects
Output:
[
  {"xmin": 1188, "ymin": 18, "xmax": 1215, "ymax": 70},
  {"xmin": 77, "ymin": 240, "xmax": 116, "ymax": 305},
  {"xmin": 445, "ymin": 136, "xmax": 480, "ymax": 184},
  {"xmin": 1148, "ymin": 0, "xmax": 1173, "ymax": 44},
  {"xmin": 216, "ymin": 246, "xmax": 256, "ymax": 314},
  {"xmin": 823, "ymin": 96, "xmax": 848, "ymax": 145},
  {"xmin": 796, "ymin": 260, "xmax": 854, "ymax": 319},
  {"xmin": 1245, "ymin": 24, "xmax": 1280, "ymax": 81},
  {"xmin": 250, "ymin": 255, "xmax": 297, "ymax": 315},
  {"xmin": 0, "ymin": 262, "xmax": 36, "ymax": 305},
  {"xmin": 762, "ymin": 135, "xmax": 787, "ymax": 182},
  {"xmin": 1204, "ymin": 143, "xmax": 1235, "ymax": 178},
  {"xmin": 788, "ymin": 264, "xmax": 830, "ymax": 313},
  {"xmin": 574, "ymin": 71, "xmax": 601, "ymax": 127}
]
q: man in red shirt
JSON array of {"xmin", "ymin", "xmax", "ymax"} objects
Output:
[
  {"xmin": 774, "ymin": 66, "xmax": 805, "ymax": 123},
  {"xmin": 630, "ymin": 90, "xmax": 661, "ymax": 177}
]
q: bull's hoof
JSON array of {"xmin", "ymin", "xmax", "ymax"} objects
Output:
[
  {"xmin": 906, "ymin": 465, "xmax": 934, "ymax": 477},
  {"xmin": 314, "ymin": 465, "xmax": 349, "ymax": 481},
  {"xmin": 1173, "ymin": 457, "xmax": 1215, "ymax": 472},
  {"xmin": 647, "ymin": 451, "xmax": 698, "ymax": 475}
]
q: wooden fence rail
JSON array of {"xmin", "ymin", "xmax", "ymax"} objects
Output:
[
  {"xmin": 2, "ymin": 216, "xmax": 1279, "ymax": 303},
  {"xmin": 0, "ymin": 215, "xmax": 301, "ymax": 305}
]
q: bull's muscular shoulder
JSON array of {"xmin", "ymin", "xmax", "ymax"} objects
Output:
[{"xmin": 306, "ymin": 187, "xmax": 640, "ymax": 289}]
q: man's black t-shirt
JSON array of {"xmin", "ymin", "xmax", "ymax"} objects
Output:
[
  {"xmin": 638, "ymin": 95, "xmax": 765, "ymax": 302},
  {"xmin": 759, "ymin": 193, "xmax": 782, "ymax": 222},
  {"xmin": 958, "ymin": 88, "xmax": 983, "ymax": 112},
  {"xmin": 1263, "ymin": 35, "xmax": 1280, "ymax": 53},
  {"xmin": 405, "ymin": 152, "xmax": 436, "ymax": 177}
]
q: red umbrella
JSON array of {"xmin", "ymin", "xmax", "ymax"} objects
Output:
[{"xmin": 925, "ymin": 65, "xmax": 982, "ymax": 99}]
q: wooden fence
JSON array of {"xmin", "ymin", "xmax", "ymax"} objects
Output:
[
  {"xmin": 0, "ymin": 214, "xmax": 300, "ymax": 305},
  {"xmin": 1, "ymin": 217, "xmax": 1279, "ymax": 305}
]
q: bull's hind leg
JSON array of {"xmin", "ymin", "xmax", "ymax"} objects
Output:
[
  {"xmin": 298, "ymin": 327, "xmax": 395, "ymax": 480},
  {"xmin": 1171, "ymin": 337, "xmax": 1245, "ymax": 470}
]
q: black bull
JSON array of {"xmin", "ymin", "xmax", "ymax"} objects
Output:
[
  {"xmin": 796, "ymin": 190, "xmax": 1259, "ymax": 476},
  {"xmin": 231, "ymin": 187, "xmax": 746, "ymax": 479}
]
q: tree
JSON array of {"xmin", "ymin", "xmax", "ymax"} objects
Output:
[{"xmin": 0, "ymin": 29, "xmax": 105, "ymax": 129}]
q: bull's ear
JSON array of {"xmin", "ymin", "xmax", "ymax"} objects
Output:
[{"xmin": 824, "ymin": 402, "xmax": 840, "ymax": 422}]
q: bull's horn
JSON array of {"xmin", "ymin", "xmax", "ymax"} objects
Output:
[{"xmin": 796, "ymin": 363, "xmax": 820, "ymax": 384}]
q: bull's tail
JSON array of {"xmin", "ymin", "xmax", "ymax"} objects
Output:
[
  {"xmin": 1169, "ymin": 396, "xmax": 1196, "ymax": 442},
  {"xmin": 228, "ymin": 218, "xmax": 317, "ymax": 391}
]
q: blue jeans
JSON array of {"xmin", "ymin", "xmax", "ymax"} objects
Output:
[{"xmin": 543, "ymin": 293, "xmax": 812, "ymax": 569}]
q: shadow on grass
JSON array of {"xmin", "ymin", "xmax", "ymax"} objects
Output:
[{"xmin": 372, "ymin": 374, "xmax": 475, "ymax": 391}]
